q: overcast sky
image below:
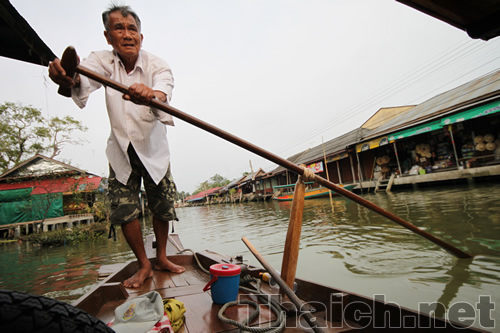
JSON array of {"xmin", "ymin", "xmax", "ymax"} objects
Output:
[{"xmin": 2, "ymin": 0, "xmax": 500, "ymax": 193}]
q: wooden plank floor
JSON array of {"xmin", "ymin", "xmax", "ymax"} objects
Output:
[
  {"xmin": 87, "ymin": 236, "xmax": 361, "ymax": 332},
  {"xmin": 94, "ymin": 264, "xmax": 359, "ymax": 332}
]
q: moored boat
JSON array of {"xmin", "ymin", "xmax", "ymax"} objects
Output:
[{"xmin": 273, "ymin": 183, "xmax": 357, "ymax": 202}]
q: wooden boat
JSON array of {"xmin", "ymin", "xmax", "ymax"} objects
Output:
[
  {"xmin": 71, "ymin": 234, "xmax": 486, "ymax": 332},
  {"xmin": 273, "ymin": 183, "xmax": 357, "ymax": 201},
  {"xmin": 0, "ymin": 4, "xmax": 483, "ymax": 331}
]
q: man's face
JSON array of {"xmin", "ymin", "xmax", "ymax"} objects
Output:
[{"xmin": 104, "ymin": 11, "xmax": 143, "ymax": 60}]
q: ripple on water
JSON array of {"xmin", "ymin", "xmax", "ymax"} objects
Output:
[{"xmin": 2, "ymin": 184, "xmax": 500, "ymax": 330}]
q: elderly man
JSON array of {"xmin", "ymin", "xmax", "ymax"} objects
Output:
[{"xmin": 49, "ymin": 4, "xmax": 184, "ymax": 288}]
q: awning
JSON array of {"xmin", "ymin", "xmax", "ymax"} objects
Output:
[
  {"xmin": 441, "ymin": 100, "xmax": 500, "ymax": 125},
  {"xmin": 187, "ymin": 197, "xmax": 206, "ymax": 203},
  {"xmin": 326, "ymin": 152, "xmax": 349, "ymax": 163},
  {"xmin": 389, "ymin": 120, "xmax": 443, "ymax": 142},
  {"xmin": 356, "ymin": 136, "xmax": 389, "ymax": 153}
]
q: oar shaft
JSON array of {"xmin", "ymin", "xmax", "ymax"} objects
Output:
[
  {"xmin": 75, "ymin": 64, "xmax": 472, "ymax": 259},
  {"xmin": 242, "ymin": 237, "xmax": 325, "ymax": 333}
]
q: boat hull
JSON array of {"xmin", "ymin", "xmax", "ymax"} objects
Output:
[{"xmin": 275, "ymin": 184, "xmax": 356, "ymax": 201}]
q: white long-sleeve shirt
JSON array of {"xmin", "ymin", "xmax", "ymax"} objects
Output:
[{"xmin": 72, "ymin": 49, "xmax": 175, "ymax": 185}]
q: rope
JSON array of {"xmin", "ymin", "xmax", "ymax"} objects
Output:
[
  {"xmin": 301, "ymin": 166, "xmax": 316, "ymax": 182},
  {"xmin": 217, "ymin": 277, "xmax": 286, "ymax": 332},
  {"xmin": 177, "ymin": 249, "xmax": 210, "ymax": 274}
]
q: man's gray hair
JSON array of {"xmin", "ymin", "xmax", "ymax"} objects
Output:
[{"xmin": 102, "ymin": 4, "xmax": 141, "ymax": 32}]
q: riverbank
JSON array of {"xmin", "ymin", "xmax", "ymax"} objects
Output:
[
  {"xmin": 181, "ymin": 163, "xmax": 500, "ymax": 207},
  {"xmin": 20, "ymin": 222, "xmax": 108, "ymax": 246}
]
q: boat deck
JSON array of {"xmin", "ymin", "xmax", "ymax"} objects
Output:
[
  {"xmin": 74, "ymin": 235, "xmax": 359, "ymax": 332},
  {"xmin": 73, "ymin": 234, "xmax": 486, "ymax": 332}
]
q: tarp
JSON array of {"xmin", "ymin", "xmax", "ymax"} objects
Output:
[
  {"xmin": 0, "ymin": 189, "xmax": 63, "ymax": 225},
  {"xmin": 441, "ymin": 100, "xmax": 500, "ymax": 125},
  {"xmin": 389, "ymin": 120, "xmax": 443, "ymax": 142}
]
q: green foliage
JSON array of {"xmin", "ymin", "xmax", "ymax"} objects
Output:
[
  {"xmin": 0, "ymin": 102, "xmax": 47, "ymax": 172},
  {"xmin": 175, "ymin": 191, "xmax": 190, "ymax": 201},
  {"xmin": 25, "ymin": 222, "xmax": 108, "ymax": 246},
  {"xmin": 0, "ymin": 102, "xmax": 87, "ymax": 173},
  {"xmin": 46, "ymin": 116, "xmax": 88, "ymax": 159},
  {"xmin": 192, "ymin": 174, "xmax": 231, "ymax": 195}
]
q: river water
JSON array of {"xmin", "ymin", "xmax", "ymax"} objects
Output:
[{"xmin": 1, "ymin": 182, "xmax": 499, "ymax": 331}]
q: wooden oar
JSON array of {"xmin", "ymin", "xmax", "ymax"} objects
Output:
[
  {"xmin": 280, "ymin": 172, "xmax": 306, "ymax": 295},
  {"xmin": 59, "ymin": 46, "xmax": 473, "ymax": 259},
  {"xmin": 242, "ymin": 237, "xmax": 325, "ymax": 333}
]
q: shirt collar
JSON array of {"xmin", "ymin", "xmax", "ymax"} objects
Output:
[{"xmin": 112, "ymin": 50, "xmax": 144, "ymax": 73}]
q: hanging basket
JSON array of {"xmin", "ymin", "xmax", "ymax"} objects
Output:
[
  {"xmin": 474, "ymin": 135, "xmax": 484, "ymax": 144},
  {"xmin": 484, "ymin": 134, "xmax": 494, "ymax": 142}
]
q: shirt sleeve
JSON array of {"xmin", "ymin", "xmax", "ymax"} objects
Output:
[
  {"xmin": 150, "ymin": 57, "xmax": 175, "ymax": 126},
  {"xmin": 71, "ymin": 52, "xmax": 108, "ymax": 109}
]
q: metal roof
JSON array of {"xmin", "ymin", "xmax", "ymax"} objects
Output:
[
  {"xmin": 0, "ymin": 1, "xmax": 56, "ymax": 66},
  {"xmin": 362, "ymin": 69, "xmax": 500, "ymax": 141},
  {"xmin": 272, "ymin": 128, "xmax": 371, "ymax": 175},
  {"xmin": 185, "ymin": 187, "xmax": 222, "ymax": 202},
  {"xmin": 397, "ymin": 0, "xmax": 500, "ymax": 41},
  {"xmin": 0, "ymin": 176, "xmax": 102, "ymax": 194},
  {"xmin": 0, "ymin": 154, "xmax": 97, "ymax": 180}
]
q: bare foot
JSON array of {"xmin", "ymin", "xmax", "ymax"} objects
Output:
[
  {"xmin": 154, "ymin": 258, "xmax": 186, "ymax": 274},
  {"xmin": 123, "ymin": 266, "xmax": 153, "ymax": 288}
]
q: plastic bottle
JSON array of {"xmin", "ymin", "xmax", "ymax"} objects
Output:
[{"xmin": 259, "ymin": 272, "xmax": 297, "ymax": 292}]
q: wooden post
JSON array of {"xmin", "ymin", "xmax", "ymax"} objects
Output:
[
  {"xmin": 448, "ymin": 125, "xmax": 460, "ymax": 167},
  {"xmin": 280, "ymin": 173, "xmax": 306, "ymax": 294},
  {"xmin": 322, "ymin": 137, "xmax": 334, "ymax": 212},
  {"xmin": 349, "ymin": 153, "xmax": 357, "ymax": 184},
  {"xmin": 336, "ymin": 160, "xmax": 342, "ymax": 183},
  {"xmin": 386, "ymin": 173, "xmax": 396, "ymax": 192},
  {"xmin": 393, "ymin": 142, "xmax": 403, "ymax": 176},
  {"xmin": 355, "ymin": 151, "xmax": 364, "ymax": 192}
]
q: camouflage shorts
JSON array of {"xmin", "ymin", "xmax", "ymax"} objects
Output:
[{"xmin": 109, "ymin": 145, "xmax": 177, "ymax": 225}]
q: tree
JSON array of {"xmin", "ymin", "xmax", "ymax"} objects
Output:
[
  {"xmin": 0, "ymin": 102, "xmax": 87, "ymax": 173},
  {"xmin": 0, "ymin": 102, "xmax": 47, "ymax": 172},
  {"xmin": 175, "ymin": 191, "xmax": 190, "ymax": 201},
  {"xmin": 44, "ymin": 116, "xmax": 88, "ymax": 158},
  {"xmin": 192, "ymin": 174, "xmax": 231, "ymax": 195}
]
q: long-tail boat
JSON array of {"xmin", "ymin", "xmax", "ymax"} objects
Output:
[
  {"xmin": 273, "ymin": 183, "xmax": 357, "ymax": 201},
  {"xmin": 69, "ymin": 234, "xmax": 487, "ymax": 332}
]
